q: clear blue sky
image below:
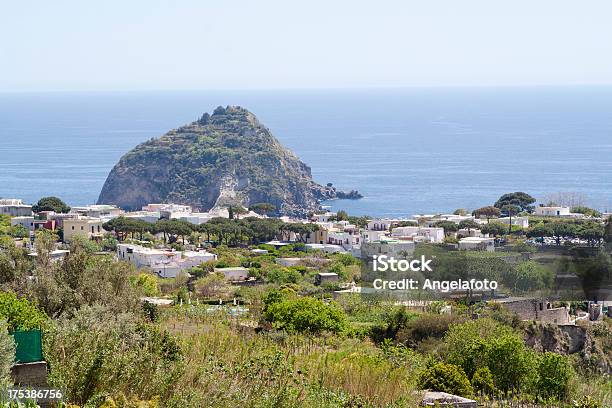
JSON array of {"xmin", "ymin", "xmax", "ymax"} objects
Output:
[{"xmin": 1, "ymin": 0, "xmax": 611, "ymax": 91}]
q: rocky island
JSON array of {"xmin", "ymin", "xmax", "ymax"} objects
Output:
[{"xmin": 97, "ymin": 106, "xmax": 361, "ymax": 216}]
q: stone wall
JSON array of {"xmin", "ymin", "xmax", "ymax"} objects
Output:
[
  {"xmin": 500, "ymin": 298, "xmax": 570, "ymax": 324},
  {"xmin": 10, "ymin": 361, "xmax": 48, "ymax": 387}
]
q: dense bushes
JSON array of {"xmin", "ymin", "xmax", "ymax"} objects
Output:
[
  {"xmin": 263, "ymin": 292, "xmax": 348, "ymax": 334},
  {"xmin": 535, "ymin": 352, "xmax": 574, "ymax": 400},
  {"xmin": 44, "ymin": 306, "xmax": 183, "ymax": 405},
  {"xmin": 0, "ymin": 291, "xmax": 47, "ymax": 331},
  {"xmin": 418, "ymin": 362, "xmax": 473, "ymax": 397}
]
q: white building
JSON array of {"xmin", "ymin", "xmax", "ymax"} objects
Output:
[
  {"xmin": 361, "ymin": 229, "xmax": 388, "ymax": 243},
  {"xmin": 11, "ymin": 216, "xmax": 35, "ymax": 231},
  {"xmin": 70, "ymin": 205, "xmax": 122, "ymax": 221},
  {"xmin": 214, "ymin": 266, "xmax": 250, "ymax": 281},
  {"xmin": 535, "ymin": 206, "xmax": 586, "ymax": 218},
  {"xmin": 534, "ymin": 206, "xmax": 571, "ymax": 217},
  {"xmin": 0, "ymin": 199, "xmax": 32, "ymax": 217},
  {"xmin": 413, "ymin": 214, "xmax": 474, "ymax": 227},
  {"xmin": 476, "ymin": 216, "xmax": 529, "ymax": 229},
  {"xmin": 117, "ymin": 243, "xmax": 217, "ymax": 278},
  {"xmin": 28, "ymin": 249, "xmax": 70, "ymax": 263},
  {"xmin": 457, "ymin": 228, "xmax": 483, "ymax": 238},
  {"xmin": 391, "ymin": 226, "xmax": 445, "ymax": 243},
  {"xmin": 311, "ymin": 211, "xmax": 336, "ymax": 223},
  {"xmin": 143, "ymin": 203, "xmax": 192, "ymax": 213},
  {"xmin": 458, "ymin": 237, "xmax": 495, "ymax": 251},
  {"xmin": 124, "ymin": 211, "xmax": 161, "ymax": 224},
  {"xmin": 360, "ymin": 239, "xmax": 415, "ymax": 259},
  {"xmin": 366, "ymin": 219, "xmax": 402, "ymax": 231},
  {"xmin": 172, "ymin": 212, "xmax": 214, "ymax": 225},
  {"xmin": 305, "ymin": 243, "xmax": 347, "ymax": 254}
]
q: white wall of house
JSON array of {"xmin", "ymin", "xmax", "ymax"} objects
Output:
[
  {"xmin": 458, "ymin": 237, "xmax": 495, "ymax": 251},
  {"xmin": 11, "ymin": 216, "xmax": 35, "ymax": 231},
  {"xmin": 534, "ymin": 206, "xmax": 571, "ymax": 217}
]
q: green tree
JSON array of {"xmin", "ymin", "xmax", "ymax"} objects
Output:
[
  {"xmin": 570, "ymin": 206, "xmax": 602, "ymax": 218},
  {"xmin": 417, "ymin": 362, "xmax": 474, "ymax": 397},
  {"xmin": 494, "ymin": 192, "xmax": 536, "ymax": 213},
  {"xmin": 480, "ymin": 222, "xmax": 507, "ymax": 237},
  {"xmin": 501, "ymin": 204, "xmax": 520, "ymax": 234},
  {"xmin": 433, "ymin": 221, "xmax": 459, "ymax": 236},
  {"xmin": 549, "ymin": 221, "xmax": 577, "ymax": 246},
  {"xmin": 335, "ymin": 210, "xmax": 349, "ymax": 221},
  {"xmin": 250, "ymin": 202, "xmax": 276, "ymax": 216},
  {"xmin": 473, "ymin": 206, "xmax": 501, "ymax": 223},
  {"xmin": 9, "ymin": 224, "xmax": 29, "ymax": 238},
  {"xmin": 576, "ymin": 222, "xmax": 604, "ymax": 247},
  {"xmin": 32, "ymin": 196, "xmax": 71, "ymax": 213},
  {"xmin": 527, "ymin": 223, "xmax": 553, "ymax": 246},
  {"xmin": 458, "ymin": 219, "xmax": 479, "ymax": 232}
]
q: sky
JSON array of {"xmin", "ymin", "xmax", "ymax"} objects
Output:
[{"xmin": 1, "ymin": 0, "xmax": 611, "ymax": 91}]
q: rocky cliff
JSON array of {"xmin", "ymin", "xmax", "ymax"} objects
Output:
[{"xmin": 97, "ymin": 106, "xmax": 360, "ymax": 216}]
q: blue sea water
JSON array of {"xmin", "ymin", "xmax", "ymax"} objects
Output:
[{"xmin": 1, "ymin": 87, "xmax": 612, "ymax": 217}]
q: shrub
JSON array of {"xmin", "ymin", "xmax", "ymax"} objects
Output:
[
  {"xmin": 535, "ymin": 352, "xmax": 574, "ymax": 400},
  {"xmin": 445, "ymin": 318, "xmax": 535, "ymax": 393},
  {"xmin": 44, "ymin": 306, "xmax": 182, "ymax": 405},
  {"xmin": 417, "ymin": 362, "xmax": 473, "ymax": 397},
  {"xmin": 396, "ymin": 314, "xmax": 461, "ymax": 347},
  {"xmin": 263, "ymin": 296, "xmax": 348, "ymax": 334},
  {"xmin": 0, "ymin": 291, "xmax": 47, "ymax": 331},
  {"xmin": 132, "ymin": 273, "xmax": 159, "ymax": 297},
  {"xmin": 0, "ymin": 320, "xmax": 15, "ymax": 388}
]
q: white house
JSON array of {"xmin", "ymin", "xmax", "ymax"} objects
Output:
[
  {"xmin": 214, "ymin": 266, "xmax": 250, "ymax": 281},
  {"xmin": 458, "ymin": 237, "xmax": 495, "ymax": 251},
  {"xmin": 457, "ymin": 228, "xmax": 483, "ymax": 238},
  {"xmin": 476, "ymin": 216, "xmax": 529, "ymax": 229},
  {"xmin": 117, "ymin": 243, "xmax": 217, "ymax": 278},
  {"xmin": 360, "ymin": 239, "xmax": 415, "ymax": 259},
  {"xmin": 11, "ymin": 216, "xmax": 35, "ymax": 231},
  {"xmin": 173, "ymin": 212, "xmax": 214, "ymax": 225},
  {"xmin": 361, "ymin": 229, "xmax": 388, "ymax": 243},
  {"xmin": 312, "ymin": 211, "xmax": 336, "ymax": 223},
  {"xmin": 366, "ymin": 219, "xmax": 402, "ymax": 231},
  {"xmin": 28, "ymin": 249, "xmax": 70, "ymax": 262},
  {"xmin": 70, "ymin": 205, "xmax": 122, "ymax": 221},
  {"xmin": 124, "ymin": 211, "xmax": 161, "ymax": 223},
  {"xmin": 391, "ymin": 226, "xmax": 445, "ymax": 243},
  {"xmin": 534, "ymin": 206, "xmax": 571, "ymax": 217},
  {"xmin": 0, "ymin": 199, "xmax": 32, "ymax": 217},
  {"xmin": 305, "ymin": 243, "xmax": 347, "ymax": 254}
]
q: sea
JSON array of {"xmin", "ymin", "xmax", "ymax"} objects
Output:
[{"xmin": 1, "ymin": 87, "xmax": 612, "ymax": 217}]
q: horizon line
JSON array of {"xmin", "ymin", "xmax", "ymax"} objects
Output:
[{"xmin": 2, "ymin": 83, "xmax": 612, "ymax": 95}]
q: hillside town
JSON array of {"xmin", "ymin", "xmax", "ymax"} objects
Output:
[{"xmin": 0, "ymin": 193, "xmax": 611, "ymax": 407}]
